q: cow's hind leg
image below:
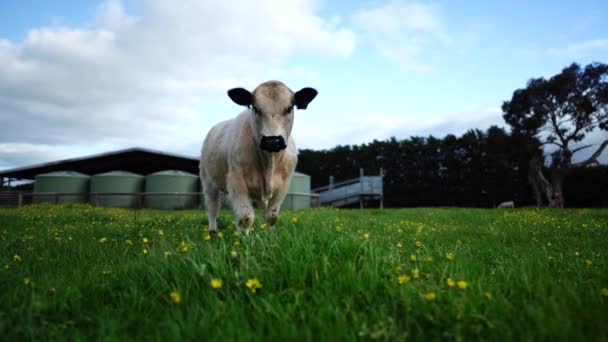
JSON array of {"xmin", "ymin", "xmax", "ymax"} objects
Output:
[{"xmin": 204, "ymin": 185, "xmax": 221, "ymax": 234}]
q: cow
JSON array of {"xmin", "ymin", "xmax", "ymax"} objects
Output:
[
  {"xmin": 199, "ymin": 81, "xmax": 317, "ymax": 234},
  {"xmin": 497, "ymin": 201, "xmax": 515, "ymax": 208}
]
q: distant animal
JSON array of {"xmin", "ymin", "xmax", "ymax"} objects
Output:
[
  {"xmin": 497, "ymin": 201, "xmax": 515, "ymax": 208},
  {"xmin": 199, "ymin": 81, "xmax": 317, "ymax": 234}
]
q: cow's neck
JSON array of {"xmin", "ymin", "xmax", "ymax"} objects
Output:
[{"xmin": 255, "ymin": 146, "xmax": 283, "ymax": 206}]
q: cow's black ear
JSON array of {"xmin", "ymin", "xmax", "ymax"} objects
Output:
[
  {"xmin": 228, "ymin": 88, "xmax": 252, "ymax": 107},
  {"xmin": 294, "ymin": 87, "xmax": 318, "ymax": 109}
]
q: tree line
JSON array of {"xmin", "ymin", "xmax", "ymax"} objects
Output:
[{"xmin": 298, "ymin": 62, "xmax": 608, "ymax": 208}]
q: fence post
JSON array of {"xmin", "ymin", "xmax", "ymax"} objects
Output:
[
  {"xmin": 380, "ymin": 168, "xmax": 384, "ymax": 209},
  {"xmin": 329, "ymin": 176, "xmax": 334, "ymax": 207},
  {"xmin": 18, "ymin": 192, "xmax": 23, "ymax": 208},
  {"xmin": 360, "ymin": 168, "xmax": 364, "ymax": 209}
]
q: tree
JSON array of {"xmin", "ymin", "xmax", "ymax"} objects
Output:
[{"xmin": 502, "ymin": 62, "xmax": 608, "ymax": 207}]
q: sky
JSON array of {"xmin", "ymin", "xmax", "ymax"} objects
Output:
[{"xmin": 1, "ymin": 0, "xmax": 607, "ymax": 170}]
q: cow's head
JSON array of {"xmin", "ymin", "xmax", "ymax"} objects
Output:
[{"xmin": 228, "ymin": 81, "xmax": 317, "ymax": 153}]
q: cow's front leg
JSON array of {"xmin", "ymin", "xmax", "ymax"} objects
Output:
[
  {"xmin": 265, "ymin": 180, "xmax": 291, "ymax": 228},
  {"xmin": 227, "ymin": 172, "xmax": 254, "ymax": 234}
]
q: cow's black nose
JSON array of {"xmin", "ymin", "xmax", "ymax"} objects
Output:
[{"xmin": 260, "ymin": 135, "xmax": 287, "ymax": 152}]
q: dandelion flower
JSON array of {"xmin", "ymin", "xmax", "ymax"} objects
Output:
[
  {"xmin": 291, "ymin": 217, "xmax": 298, "ymax": 224},
  {"xmin": 126, "ymin": 239, "xmax": 133, "ymax": 245},
  {"xmin": 178, "ymin": 242, "xmax": 189, "ymax": 253},
  {"xmin": 4, "ymin": 264, "xmax": 9, "ymax": 270},
  {"xmin": 410, "ymin": 254, "xmax": 417, "ymax": 262},
  {"xmin": 457, "ymin": 280, "xmax": 468, "ymax": 290},
  {"xmin": 13, "ymin": 255, "xmax": 21, "ymax": 263},
  {"xmin": 210, "ymin": 278, "xmax": 223, "ymax": 289},
  {"xmin": 396, "ymin": 242, "xmax": 403, "ymax": 249},
  {"xmin": 484, "ymin": 291, "xmax": 493, "ymax": 300},
  {"xmin": 456, "ymin": 239, "xmax": 462, "ymax": 245},
  {"xmin": 447, "ymin": 278, "xmax": 455, "ymax": 287},
  {"xmin": 164, "ymin": 251, "xmax": 172, "ymax": 258},
  {"xmin": 170, "ymin": 291, "xmax": 182, "ymax": 304},
  {"xmin": 98, "ymin": 237, "xmax": 108, "ymax": 244},
  {"xmin": 143, "ymin": 248, "xmax": 148, "ymax": 255},
  {"xmin": 394, "ymin": 266, "xmax": 403, "ymax": 275},
  {"xmin": 585, "ymin": 259, "xmax": 592, "ymax": 266},
  {"xmin": 398, "ymin": 275, "xmax": 411, "ymax": 284},
  {"xmin": 23, "ymin": 277, "xmax": 30, "ymax": 285},
  {"xmin": 412, "ymin": 268, "xmax": 420, "ymax": 279},
  {"xmin": 601, "ymin": 288, "xmax": 608, "ymax": 297},
  {"xmin": 261, "ymin": 224, "xmax": 268, "ymax": 230},
  {"xmin": 336, "ymin": 226, "xmax": 342, "ymax": 232},
  {"xmin": 362, "ymin": 233, "xmax": 370, "ymax": 240},
  {"xmin": 204, "ymin": 234, "xmax": 211, "ymax": 241},
  {"xmin": 424, "ymin": 256, "xmax": 433, "ymax": 263},
  {"xmin": 230, "ymin": 250, "xmax": 238, "ymax": 258},
  {"xmin": 424, "ymin": 292, "xmax": 436, "ymax": 301},
  {"xmin": 415, "ymin": 241, "xmax": 423, "ymax": 248},
  {"xmin": 234, "ymin": 240, "xmax": 241, "ymax": 246},
  {"xmin": 246, "ymin": 278, "xmax": 262, "ymax": 293},
  {"xmin": 158, "ymin": 230, "xmax": 164, "ymax": 236},
  {"xmin": 445, "ymin": 252, "xmax": 454, "ymax": 261},
  {"xmin": 217, "ymin": 232, "xmax": 223, "ymax": 238}
]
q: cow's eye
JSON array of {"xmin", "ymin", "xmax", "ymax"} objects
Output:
[
  {"xmin": 252, "ymin": 106, "xmax": 261, "ymax": 115},
  {"xmin": 283, "ymin": 106, "xmax": 294, "ymax": 115}
]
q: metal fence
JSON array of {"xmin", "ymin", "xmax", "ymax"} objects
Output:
[{"xmin": 0, "ymin": 191, "xmax": 320, "ymax": 209}]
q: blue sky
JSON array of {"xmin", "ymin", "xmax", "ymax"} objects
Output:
[{"xmin": 0, "ymin": 0, "xmax": 607, "ymax": 169}]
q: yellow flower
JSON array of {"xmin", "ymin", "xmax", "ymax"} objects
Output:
[
  {"xmin": 396, "ymin": 242, "xmax": 403, "ymax": 249},
  {"xmin": 143, "ymin": 248, "xmax": 148, "ymax": 255},
  {"xmin": 410, "ymin": 254, "xmax": 417, "ymax": 262},
  {"xmin": 158, "ymin": 229, "xmax": 164, "ymax": 236},
  {"xmin": 164, "ymin": 251, "xmax": 172, "ymax": 258},
  {"xmin": 126, "ymin": 239, "xmax": 133, "ymax": 245},
  {"xmin": 585, "ymin": 259, "xmax": 592, "ymax": 266},
  {"xmin": 246, "ymin": 278, "xmax": 262, "ymax": 293},
  {"xmin": 394, "ymin": 266, "xmax": 403, "ymax": 275},
  {"xmin": 178, "ymin": 242, "xmax": 189, "ymax": 253},
  {"xmin": 98, "ymin": 237, "xmax": 108, "ymax": 244},
  {"xmin": 291, "ymin": 217, "xmax": 298, "ymax": 224},
  {"xmin": 415, "ymin": 241, "xmax": 423, "ymax": 248},
  {"xmin": 142, "ymin": 237, "xmax": 149, "ymax": 244},
  {"xmin": 456, "ymin": 239, "xmax": 462, "ymax": 245},
  {"xmin": 234, "ymin": 240, "xmax": 241, "ymax": 246},
  {"xmin": 336, "ymin": 226, "xmax": 342, "ymax": 232},
  {"xmin": 601, "ymin": 288, "xmax": 608, "ymax": 297},
  {"xmin": 210, "ymin": 278, "xmax": 223, "ymax": 289},
  {"xmin": 412, "ymin": 268, "xmax": 420, "ymax": 279},
  {"xmin": 204, "ymin": 234, "xmax": 211, "ymax": 241},
  {"xmin": 362, "ymin": 233, "xmax": 370, "ymax": 240},
  {"xmin": 447, "ymin": 278, "xmax": 455, "ymax": 287},
  {"xmin": 398, "ymin": 275, "xmax": 411, "ymax": 284},
  {"xmin": 23, "ymin": 277, "xmax": 31, "ymax": 285},
  {"xmin": 4, "ymin": 264, "xmax": 9, "ymax": 270},
  {"xmin": 13, "ymin": 255, "xmax": 21, "ymax": 263},
  {"xmin": 230, "ymin": 250, "xmax": 238, "ymax": 258},
  {"xmin": 170, "ymin": 291, "xmax": 182, "ymax": 304},
  {"xmin": 424, "ymin": 256, "xmax": 433, "ymax": 263},
  {"xmin": 445, "ymin": 252, "xmax": 454, "ymax": 261},
  {"xmin": 457, "ymin": 280, "xmax": 468, "ymax": 290},
  {"xmin": 424, "ymin": 292, "xmax": 436, "ymax": 301},
  {"xmin": 217, "ymin": 232, "xmax": 223, "ymax": 238},
  {"xmin": 261, "ymin": 224, "xmax": 268, "ymax": 230},
  {"xmin": 484, "ymin": 291, "xmax": 493, "ymax": 300}
]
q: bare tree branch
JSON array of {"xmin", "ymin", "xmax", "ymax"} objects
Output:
[
  {"xmin": 571, "ymin": 144, "xmax": 594, "ymax": 154},
  {"xmin": 572, "ymin": 140, "xmax": 608, "ymax": 168}
]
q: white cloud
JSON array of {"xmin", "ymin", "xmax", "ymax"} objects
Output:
[
  {"xmin": 351, "ymin": 0, "xmax": 449, "ymax": 72},
  {"xmin": 0, "ymin": 0, "xmax": 355, "ymax": 168},
  {"xmin": 546, "ymin": 38, "xmax": 608, "ymax": 57}
]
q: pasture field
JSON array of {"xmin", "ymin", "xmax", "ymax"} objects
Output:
[{"xmin": 1, "ymin": 204, "xmax": 607, "ymax": 340}]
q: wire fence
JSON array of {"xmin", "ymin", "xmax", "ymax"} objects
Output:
[{"xmin": 0, "ymin": 191, "xmax": 320, "ymax": 209}]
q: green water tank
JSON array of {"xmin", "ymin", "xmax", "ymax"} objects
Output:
[
  {"xmin": 90, "ymin": 171, "xmax": 144, "ymax": 208},
  {"xmin": 282, "ymin": 172, "xmax": 311, "ymax": 210},
  {"xmin": 145, "ymin": 170, "xmax": 199, "ymax": 209},
  {"xmin": 34, "ymin": 171, "xmax": 90, "ymax": 204}
]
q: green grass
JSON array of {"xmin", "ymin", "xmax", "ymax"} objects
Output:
[{"xmin": 1, "ymin": 204, "xmax": 607, "ymax": 341}]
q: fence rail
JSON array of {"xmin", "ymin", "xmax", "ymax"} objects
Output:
[{"xmin": 0, "ymin": 191, "xmax": 320, "ymax": 209}]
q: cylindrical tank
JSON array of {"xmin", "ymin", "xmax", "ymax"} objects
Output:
[
  {"xmin": 145, "ymin": 170, "xmax": 199, "ymax": 209},
  {"xmin": 33, "ymin": 171, "xmax": 90, "ymax": 204},
  {"xmin": 90, "ymin": 171, "xmax": 144, "ymax": 208},
  {"xmin": 282, "ymin": 172, "xmax": 311, "ymax": 210}
]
